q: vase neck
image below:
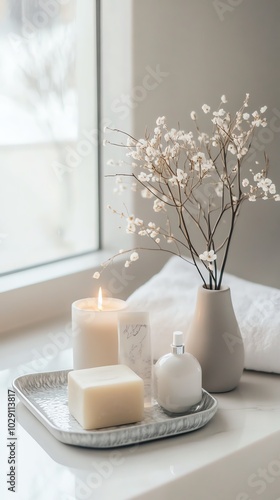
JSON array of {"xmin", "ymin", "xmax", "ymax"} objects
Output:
[{"xmin": 202, "ymin": 285, "xmax": 230, "ymax": 293}]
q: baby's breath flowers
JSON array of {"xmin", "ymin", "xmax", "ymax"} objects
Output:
[
  {"xmin": 199, "ymin": 250, "xmax": 217, "ymax": 263},
  {"xmin": 94, "ymin": 94, "xmax": 279, "ymax": 290}
]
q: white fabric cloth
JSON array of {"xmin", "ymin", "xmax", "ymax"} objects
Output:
[{"xmin": 127, "ymin": 257, "xmax": 280, "ymax": 374}]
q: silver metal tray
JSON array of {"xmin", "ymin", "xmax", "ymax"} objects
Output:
[{"xmin": 13, "ymin": 370, "xmax": 218, "ymax": 448}]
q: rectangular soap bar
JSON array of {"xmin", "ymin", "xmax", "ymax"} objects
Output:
[{"xmin": 68, "ymin": 364, "xmax": 144, "ymax": 430}]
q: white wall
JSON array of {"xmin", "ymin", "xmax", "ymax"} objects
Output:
[
  {"xmin": 101, "ymin": 0, "xmax": 168, "ymax": 296},
  {"xmin": 102, "ymin": 0, "xmax": 280, "ymax": 289}
]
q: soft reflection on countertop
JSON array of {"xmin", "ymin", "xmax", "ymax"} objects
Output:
[{"xmin": 0, "ymin": 318, "xmax": 280, "ymax": 500}]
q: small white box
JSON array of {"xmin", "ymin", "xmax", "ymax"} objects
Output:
[{"xmin": 68, "ymin": 365, "xmax": 144, "ymax": 430}]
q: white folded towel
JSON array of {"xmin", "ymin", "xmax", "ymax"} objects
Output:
[{"xmin": 127, "ymin": 257, "xmax": 280, "ymax": 374}]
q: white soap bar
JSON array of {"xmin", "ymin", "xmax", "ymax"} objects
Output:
[{"xmin": 68, "ymin": 365, "xmax": 144, "ymax": 430}]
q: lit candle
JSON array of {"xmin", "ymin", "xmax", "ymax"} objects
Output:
[{"xmin": 72, "ymin": 288, "xmax": 127, "ymax": 370}]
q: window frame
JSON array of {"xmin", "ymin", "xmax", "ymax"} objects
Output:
[
  {"xmin": 0, "ymin": 0, "xmax": 100, "ymax": 277},
  {"xmin": 0, "ymin": 0, "xmax": 171, "ymax": 336},
  {"xmin": 0, "ymin": 0, "xmax": 103, "ymax": 333}
]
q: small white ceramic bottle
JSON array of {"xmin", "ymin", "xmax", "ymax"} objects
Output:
[{"xmin": 154, "ymin": 331, "xmax": 202, "ymax": 413}]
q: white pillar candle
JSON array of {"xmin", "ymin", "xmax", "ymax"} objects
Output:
[{"xmin": 72, "ymin": 292, "xmax": 126, "ymax": 370}]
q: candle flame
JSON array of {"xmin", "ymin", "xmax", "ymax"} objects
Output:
[{"xmin": 98, "ymin": 287, "xmax": 103, "ymax": 310}]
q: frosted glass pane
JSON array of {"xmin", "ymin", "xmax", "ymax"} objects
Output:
[{"xmin": 0, "ymin": 0, "xmax": 99, "ymax": 274}]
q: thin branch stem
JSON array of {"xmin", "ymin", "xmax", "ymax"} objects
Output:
[{"xmin": 103, "ymin": 97, "xmax": 274, "ymax": 290}]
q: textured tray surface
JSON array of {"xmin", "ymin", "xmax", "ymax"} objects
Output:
[{"xmin": 13, "ymin": 370, "xmax": 218, "ymax": 448}]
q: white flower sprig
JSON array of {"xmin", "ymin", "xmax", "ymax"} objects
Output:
[{"xmin": 96, "ymin": 95, "xmax": 279, "ymax": 289}]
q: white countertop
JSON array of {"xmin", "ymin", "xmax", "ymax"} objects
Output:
[{"xmin": 0, "ymin": 318, "xmax": 280, "ymax": 500}]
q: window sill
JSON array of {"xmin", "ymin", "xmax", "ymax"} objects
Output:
[
  {"xmin": 0, "ymin": 251, "xmax": 111, "ymax": 293},
  {"xmin": 0, "ymin": 250, "xmax": 111, "ymax": 335},
  {"xmin": 0, "ymin": 248, "xmax": 168, "ymax": 336}
]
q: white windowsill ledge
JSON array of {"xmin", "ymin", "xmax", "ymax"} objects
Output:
[
  {"xmin": 0, "ymin": 251, "xmax": 111, "ymax": 294},
  {"xmin": 0, "ymin": 249, "xmax": 168, "ymax": 336},
  {"xmin": 0, "ymin": 250, "xmax": 112, "ymax": 335}
]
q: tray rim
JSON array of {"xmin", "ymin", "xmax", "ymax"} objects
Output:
[{"xmin": 13, "ymin": 369, "xmax": 218, "ymax": 448}]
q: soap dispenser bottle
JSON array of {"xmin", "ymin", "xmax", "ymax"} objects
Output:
[{"xmin": 154, "ymin": 331, "xmax": 202, "ymax": 413}]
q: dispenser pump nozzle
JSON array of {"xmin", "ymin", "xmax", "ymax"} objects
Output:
[{"xmin": 172, "ymin": 331, "xmax": 185, "ymax": 354}]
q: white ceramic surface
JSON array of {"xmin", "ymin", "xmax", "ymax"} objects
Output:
[{"xmin": 0, "ymin": 318, "xmax": 280, "ymax": 500}]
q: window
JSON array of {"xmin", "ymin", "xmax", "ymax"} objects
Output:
[{"xmin": 0, "ymin": 0, "xmax": 99, "ymax": 275}]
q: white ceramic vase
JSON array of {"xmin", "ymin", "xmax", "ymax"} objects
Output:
[{"xmin": 185, "ymin": 286, "xmax": 244, "ymax": 393}]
